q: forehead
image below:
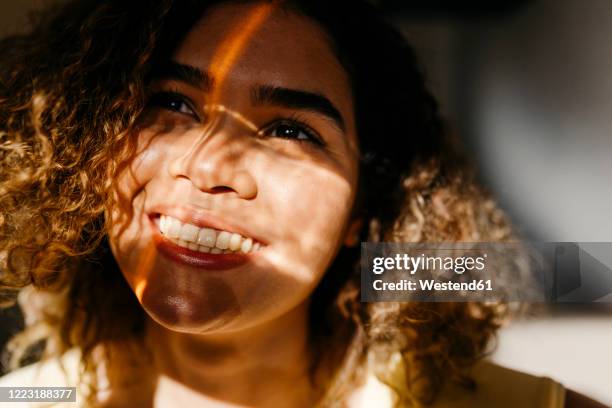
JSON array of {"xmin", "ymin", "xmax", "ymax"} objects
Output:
[{"xmin": 172, "ymin": 2, "xmax": 353, "ymax": 113}]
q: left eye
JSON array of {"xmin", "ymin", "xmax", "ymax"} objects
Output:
[
  {"xmin": 147, "ymin": 91, "xmax": 198, "ymax": 118},
  {"xmin": 271, "ymin": 123, "xmax": 310, "ymax": 140},
  {"xmin": 263, "ymin": 121, "xmax": 323, "ymax": 146}
]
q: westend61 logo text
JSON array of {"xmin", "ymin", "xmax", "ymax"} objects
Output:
[
  {"xmin": 363, "ymin": 242, "xmax": 612, "ymax": 302},
  {"xmin": 371, "ymin": 253, "xmax": 487, "ymax": 275}
]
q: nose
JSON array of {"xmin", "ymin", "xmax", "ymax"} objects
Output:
[{"xmin": 167, "ymin": 112, "xmax": 258, "ymax": 200}]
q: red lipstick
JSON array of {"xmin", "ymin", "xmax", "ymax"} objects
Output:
[{"xmin": 149, "ymin": 217, "xmax": 253, "ymax": 271}]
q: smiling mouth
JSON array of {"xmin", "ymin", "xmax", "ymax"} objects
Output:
[
  {"xmin": 155, "ymin": 214, "xmax": 264, "ymax": 254},
  {"xmin": 149, "ymin": 214, "xmax": 264, "ymax": 270}
]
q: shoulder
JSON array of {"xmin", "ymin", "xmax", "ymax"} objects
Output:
[
  {"xmin": 346, "ymin": 371, "xmax": 395, "ymax": 407},
  {"xmin": 0, "ymin": 348, "xmax": 81, "ymax": 387},
  {"xmin": 437, "ymin": 362, "xmax": 607, "ymax": 408},
  {"xmin": 351, "ymin": 360, "xmax": 568, "ymax": 408},
  {"xmin": 430, "ymin": 360, "xmax": 566, "ymax": 408},
  {"xmin": 564, "ymin": 389, "xmax": 608, "ymax": 408},
  {"xmin": 0, "ymin": 348, "xmax": 84, "ymax": 407}
]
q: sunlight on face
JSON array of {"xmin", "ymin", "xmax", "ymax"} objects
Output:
[{"xmin": 106, "ymin": 2, "xmax": 359, "ymax": 333}]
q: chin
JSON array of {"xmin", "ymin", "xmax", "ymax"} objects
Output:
[{"xmin": 140, "ymin": 279, "xmax": 243, "ymax": 332}]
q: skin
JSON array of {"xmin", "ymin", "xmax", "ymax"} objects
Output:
[{"xmin": 106, "ymin": 2, "xmax": 360, "ymax": 406}]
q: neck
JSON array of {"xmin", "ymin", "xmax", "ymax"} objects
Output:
[{"xmin": 144, "ymin": 300, "xmax": 321, "ymax": 407}]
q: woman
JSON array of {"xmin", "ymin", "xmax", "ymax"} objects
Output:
[{"xmin": 0, "ymin": 0, "xmax": 599, "ymax": 407}]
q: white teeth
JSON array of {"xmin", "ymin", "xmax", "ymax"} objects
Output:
[
  {"xmin": 180, "ymin": 223, "xmax": 200, "ymax": 242},
  {"xmin": 197, "ymin": 228, "xmax": 216, "ymax": 247},
  {"xmin": 160, "ymin": 215, "xmax": 168, "ymax": 234},
  {"xmin": 241, "ymin": 238, "xmax": 252, "ymax": 254},
  {"xmin": 229, "ymin": 233, "xmax": 242, "ymax": 251},
  {"xmin": 157, "ymin": 215, "xmax": 264, "ymax": 254},
  {"xmin": 215, "ymin": 231, "xmax": 231, "ymax": 249},
  {"xmin": 167, "ymin": 217, "xmax": 182, "ymax": 238}
]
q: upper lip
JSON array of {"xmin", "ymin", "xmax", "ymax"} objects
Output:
[{"xmin": 147, "ymin": 204, "xmax": 267, "ymax": 245}]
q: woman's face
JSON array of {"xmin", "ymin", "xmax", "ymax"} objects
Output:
[{"xmin": 107, "ymin": 2, "xmax": 359, "ymax": 333}]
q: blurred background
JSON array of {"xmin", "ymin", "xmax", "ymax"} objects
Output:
[
  {"xmin": 1, "ymin": 0, "xmax": 611, "ymax": 405},
  {"xmin": 391, "ymin": 1, "xmax": 612, "ymax": 404}
]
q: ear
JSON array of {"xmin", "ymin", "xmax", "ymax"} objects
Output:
[{"xmin": 343, "ymin": 218, "xmax": 364, "ymax": 247}]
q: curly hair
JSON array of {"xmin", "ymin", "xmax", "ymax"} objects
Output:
[{"xmin": 0, "ymin": 0, "xmax": 513, "ymax": 406}]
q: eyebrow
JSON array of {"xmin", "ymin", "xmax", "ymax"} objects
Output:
[
  {"xmin": 252, "ymin": 86, "xmax": 346, "ymax": 133},
  {"xmin": 150, "ymin": 61, "xmax": 213, "ymax": 91},
  {"xmin": 151, "ymin": 61, "xmax": 346, "ymax": 132}
]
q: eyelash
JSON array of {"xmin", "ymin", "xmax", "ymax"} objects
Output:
[
  {"xmin": 147, "ymin": 90, "xmax": 200, "ymax": 120},
  {"xmin": 146, "ymin": 90, "xmax": 326, "ymax": 147},
  {"xmin": 260, "ymin": 114, "xmax": 325, "ymax": 147}
]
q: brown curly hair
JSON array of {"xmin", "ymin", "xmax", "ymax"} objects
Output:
[{"xmin": 0, "ymin": 0, "xmax": 512, "ymax": 406}]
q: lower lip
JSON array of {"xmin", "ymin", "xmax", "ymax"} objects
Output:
[{"xmin": 150, "ymin": 217, "xmax": 254, "ymax": 271}]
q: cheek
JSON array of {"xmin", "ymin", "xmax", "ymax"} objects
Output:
[
  {"xmin": 109, "ymin": 127, "xmax": 175, "ymax": 236},
  {"xmin": 113, "ymin": 129, "xmax": 168, "ymax": 204},
  {"xmin": 106, "ymin": 130, "xmax": 169, "ymax": 281},
  {"xmin": 262, "ymin": 158, "xmax": 356, "ymax": 281}
]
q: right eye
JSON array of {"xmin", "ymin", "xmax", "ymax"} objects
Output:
[{"xmin": 147, "ymin": 91, "xmax": 199, "ymax": 120}]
